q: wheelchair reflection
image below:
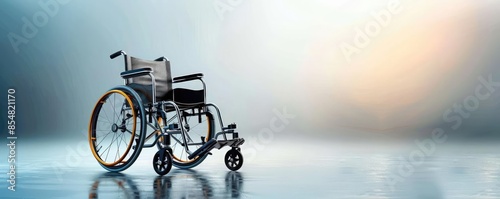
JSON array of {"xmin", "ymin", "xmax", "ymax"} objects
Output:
[
  {"xmin": 88, "ymin": 172, "xmax": 140, "ymax": 199},
  {"xmin": 89, "ymin": 170, "xmax": 244, "ymax": 199}
]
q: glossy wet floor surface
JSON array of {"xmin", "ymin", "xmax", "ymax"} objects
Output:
[{"xmin": 1, "ymin": 140, "xmax": 499, "ymax": 198}]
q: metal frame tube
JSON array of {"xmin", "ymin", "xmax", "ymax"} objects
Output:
[
  {"xmin": 205, "ymin": 103, "xmax": 228, "ymax": 140},
  {"xmin": 149, "ymin": 73, "xmax": 156, "ymax": 105},
  {"xmin": 160, "ymin": 101, "xmax": 192, "ymax": 155}
]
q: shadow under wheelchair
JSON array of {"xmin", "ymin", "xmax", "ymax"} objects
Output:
[{"xmin": 88, "ymin": 170, "xmax": 245, "ymax": 199}]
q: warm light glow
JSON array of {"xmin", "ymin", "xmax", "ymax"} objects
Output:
[
  {"xmin": 216, "ymin": 0, "xmax": 487, "ymax": 132},
  {"xmin": 301, "ymin": 0, "xmax": 480, "ymax": 130}
]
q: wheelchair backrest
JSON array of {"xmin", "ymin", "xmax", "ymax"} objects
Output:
[{"xmin": 125, "ymin": 56, "xmax": 172, "ymax": 102}]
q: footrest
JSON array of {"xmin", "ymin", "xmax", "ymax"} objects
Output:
[
  {"xmin": 188, "ymin": 139, "xmax": 217, "ymax": 160},
  {"xmin": 214, "ymin": 138, "xmax": 245, "ymax": 149}
]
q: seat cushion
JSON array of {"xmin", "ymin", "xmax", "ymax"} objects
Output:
[
  {"xmin": 127, "ymin": 84, "xmax": 204, "ymax": 108},
  {"xmin": 163, "ymin": 88, "xmax": 205, "ymax": 107}
]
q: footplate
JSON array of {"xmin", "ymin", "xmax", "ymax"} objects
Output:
[
  {"xmin": 187, "ymin": 138, "xmax": 245, "ymax": 160},
  {"xmin": 213, "ymin": 138, "xmax": 245, "ymax": 149},
  {"xmin": 188, "ymin": 139, "xmax": 217, "ymax": 160}
]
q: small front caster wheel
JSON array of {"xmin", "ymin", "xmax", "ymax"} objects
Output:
[
  {"xmin": 153, "ymin": 150, "xmax": 172, "ymax": 175},
  {"xmin": 225, "ymin": 148, "xmax": 243, "ymax": 171}
]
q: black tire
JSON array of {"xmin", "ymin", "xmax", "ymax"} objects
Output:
[
  {"xmin": 153, "ymin": 150, "xmax": 173, "ymax": 176},
  {"xmin": 225, "ymin": 149, "xmax": 243, "ymax": 171},
  {"xmin": 89, "ymin": 86, "xmax": 146, "ymax": 172}
]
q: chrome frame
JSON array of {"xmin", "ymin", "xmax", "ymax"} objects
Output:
[
  {"xmin": 205, "ymin": 103, "xmax": 228, "ymax": 140},
  {"xmin": 115, "ymin": 51, "xmax": 234, "ymax": 160},
  {"xmin": 159, "ymin": 101, "xmax": 192, "ymax": 154},
  {"xmin": 200, "ymin": 79, "xmax": 207, "ymax": 112}
]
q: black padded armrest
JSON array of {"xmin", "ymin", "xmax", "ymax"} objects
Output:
[
  {"xmin": 173, "ymin": 73, "xmax": 203, "ymax": 83},
  {"xmin": 120, "ymin": 67, "xmax": 152, "ymax": 79}
]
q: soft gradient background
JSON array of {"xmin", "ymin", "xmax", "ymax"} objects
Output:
[
  {"xmin": 1, "ymin": 0, "xmax": 500, "ymax": 198},
  {"xmin": 1, "ymin": 0, "xmax": 500, "ymax": 142}
]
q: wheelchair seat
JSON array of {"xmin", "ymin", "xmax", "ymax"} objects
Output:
[
  {"xmin": 165, "ymin": 88, "xmax": 204, "ymax": 107},
  {"xmin": 124, "ymin": 56, "xmax": 205, "ymax": 108}
]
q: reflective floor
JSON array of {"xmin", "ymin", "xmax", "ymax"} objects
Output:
[{"xmin": 1, "ymin": 139, "xmax": 500, "ymax": 198}]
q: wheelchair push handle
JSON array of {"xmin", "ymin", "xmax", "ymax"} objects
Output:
[{"xmin": 110, "ymin": 50, "xmax": 126, "ymax": 59}]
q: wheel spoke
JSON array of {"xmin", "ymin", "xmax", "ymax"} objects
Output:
[
  {"xmin": 121, "ymin": 132, "xmax": 129, "ymax": 146},
  {"xmin": 101, "ymin": 104, "xmax": 113, "ymax": 126},
  {"xmin": 101, "ymin": 129, "xmax": 122, "ymax": 158},
  {"xmin": 96, "ymin": 130, "xmax": 113, "ymax": 147},
  {"xmin": 115, "ymin": 132, "xmax": 127, "ymax": 161},
  {"xmin": 103, "ymin": 132, "xmax": 116, "ymax": 161},
  {"xmin": 96, "ymin": 119, "xmax": 112, "ymax": 124}
]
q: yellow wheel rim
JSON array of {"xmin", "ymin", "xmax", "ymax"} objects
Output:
[{"xmin": 88, "ymin": 90, "xmax": 136, "ymax": 167}]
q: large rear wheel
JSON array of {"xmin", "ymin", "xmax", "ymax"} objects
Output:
[{"xmin": 89, "ymin": 86, "xmax": 146, "ymax": 172}]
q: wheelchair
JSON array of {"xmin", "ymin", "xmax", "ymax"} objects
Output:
[{"xmin": 88, "ymin": 50, "xmax": 245, "ymax": 175}]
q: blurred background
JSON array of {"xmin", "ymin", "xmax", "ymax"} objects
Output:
[
  {"xmin": 1, "ymin": 1, "xmax": 500, "ymax": 198},
  {"xmin": 1, "ymin": 0, "xmax": 500, "ymax": 142},
  {"xmin": 1, "ymin": 0, "xmax": 500, "ymax": 143}
]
